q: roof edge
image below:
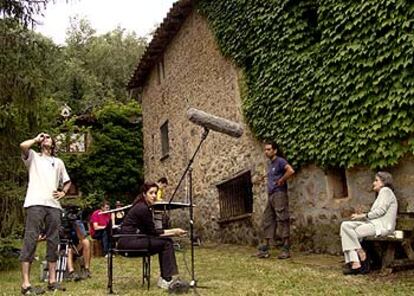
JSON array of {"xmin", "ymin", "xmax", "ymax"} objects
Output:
[{"xmin": 127, "ymin": 0, "xmax": 195, "ymax": 90}]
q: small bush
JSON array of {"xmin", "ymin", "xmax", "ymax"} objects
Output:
[{"xmin": 0, "ymin": 239, "xmax": 20, "ymax": 271}]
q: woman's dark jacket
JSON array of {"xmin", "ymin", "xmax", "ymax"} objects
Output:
[{"xmin": 120, "ymin": 199, "xmax": 164, "ymax": 236}]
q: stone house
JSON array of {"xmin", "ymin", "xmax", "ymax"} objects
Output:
[{"xmin": 128, "ymin": 0, "xmax": 414, "ymax": 254}]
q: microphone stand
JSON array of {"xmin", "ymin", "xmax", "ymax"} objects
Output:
[{"xmin": 168, "ymin": 127, "xmax": 209, "ymax": 288}]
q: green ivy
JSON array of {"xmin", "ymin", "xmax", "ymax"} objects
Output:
[{"xmin": 199, "ymin": 0, "xmax": 414, "ymax": 168}]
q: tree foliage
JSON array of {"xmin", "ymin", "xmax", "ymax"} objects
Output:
[
  {"xmin": 55, "ymin": 17, "xmax": 147, "ymax": 114},
  {"xmin": 62, "ymin": 101, "xmax": 143, "ymax": 205},
  {"xmin": 199, "ymin": 0, "xmax": 414, "ymax": 169},
  {"xmin": 0, "ymin": 11, "xmax": 146, "ymax": 236},
  {"xmin": 0, "ymin": 0, "xmax": 49, "ymax": 27},
  {"xmin": 0, "ymin": 18, "xmax": 61, "ymax": 238}
]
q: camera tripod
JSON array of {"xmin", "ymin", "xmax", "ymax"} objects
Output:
[{"xmin": 40, "ymin": 238, "xmax": 82, "ymax": 282}]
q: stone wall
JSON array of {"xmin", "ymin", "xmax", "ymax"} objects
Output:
[
  {"xmin": 140, "ymin": 11, "xmax": 268, "ymax": 244},
  {"xmin": 289, "ymin": 156, "xmax": 414, "ymax": 254},
  {"xmin": 138, "ymin": 10, "xmax": 414, "ymax": 253}
]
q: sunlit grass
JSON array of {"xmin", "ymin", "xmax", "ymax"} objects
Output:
[{"xmin": 1, "ymin": 241, "xmax": 414, "ymax": 295}]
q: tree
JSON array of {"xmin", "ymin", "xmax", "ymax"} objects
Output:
[
  {"xmin": 0, "ymin": 0, "xmax": 50, "ymax": 27},
  {"xmin": 55, "ymin": 17, "xmax": 147, "ymax": 114},
  {"xmin": 62, "ymin": 100, "xmax": 143, "ymax": 206},
  {"xmin": 0, "ymin": 10, "xmax": 147, "ymax": 238},
  {"xmin": 0, "ymin": 18, "xmax": 61, "ymax": 237}
]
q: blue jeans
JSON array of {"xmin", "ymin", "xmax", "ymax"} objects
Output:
[
  {"xmin": 70, "ymin": 220, "xmax": 87, "ymax": 245},
  {"xmin": 92, "ymin": 229, "xmax": 109, "ymax": 254}
]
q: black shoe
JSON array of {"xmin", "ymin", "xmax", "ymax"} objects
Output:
[
  {"xmin": 21, "ymin": 286, "xmax": 45, "ymax": 295},
  {"xmin": 360, "ymin": 258, "xmax": 371, "ymax": 274},
  {"xmin": 343, "ymin": 267, "xmax": 361, "ymax": 275},
  {"xmin": 252, "ymin": 245, "xmax": 270, "ymax": 258},
  {"xmin": 342, "ymin": 263, "xmax": 352, "ymax": 273},
  {"xmin": 47, "ymin": 282, "xmax": 66, "ymax": 292}
]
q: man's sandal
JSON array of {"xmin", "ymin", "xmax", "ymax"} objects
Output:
[{"xmin": 21, "ymin": 286, "xmax": 45, "ymax": 295}]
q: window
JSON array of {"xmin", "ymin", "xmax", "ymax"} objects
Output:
[
  {"xmin": 56, "ymin": 132, "xmax": 87, "ymax": 153},
  {"xmin": 151, "ymin": 134, "xmax": 155, "ymax": 160},
  {"xmin": 156, "ymin": 57, "xmax": 165, "ymax": 84},
  {"xmin": 161, "ymin": 57, "xmax": 165, "ymax": 79},
  {"xmin": 156, "ymin": 62, "xmax": 161, "ymax": 85},
  {"xmin": 56, "ymin": 133, "xmax": 66, "ymax": 152},
  {"xmin": 68, "ymin": 133, "xmax": 86, "ymax": 152},
  {"xmin": 326, "ymin": 168, "xmax": 348, "ymax": 199},
  {"xmin": 160, "ymin": 121, "xmax": 169, "ymax": 159},
  {"xmin": 217, "ymin": 171, "xmax": 253, "ymax": 223}
]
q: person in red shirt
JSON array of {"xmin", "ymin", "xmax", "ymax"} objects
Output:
[{"xmin": 89, "ymin": 201, "xmax": 111, "ymax": 256}]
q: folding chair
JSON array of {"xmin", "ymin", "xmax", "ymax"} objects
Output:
[{"xmin": 107, "ymin": 233, "xmax": 153, "ymax": 294}]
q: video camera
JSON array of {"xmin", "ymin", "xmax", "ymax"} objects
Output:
[{"xmin": 60, "ymin": 204, "xmax": 83, "ymax": 239}]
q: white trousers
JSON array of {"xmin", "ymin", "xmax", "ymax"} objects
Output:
[{"xmin": 340, "ymin": 221, "xmax": 376, "ymax": 263}]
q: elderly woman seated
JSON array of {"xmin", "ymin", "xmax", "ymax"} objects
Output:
[{"xmin": 340, "ymin": 171, "xmax": 398, "ymax": 275}]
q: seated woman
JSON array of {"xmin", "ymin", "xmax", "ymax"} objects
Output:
[
  {"xmin": 117, "ymin": 182, "xmax": 187, "ymax": 289},
  {"xmin": 340, "ymin": 171, "xmax": 398, "ymax": 275},
  {"xmin": 111, "ymin": 200, "xmax": 125, "ymax": 230}
]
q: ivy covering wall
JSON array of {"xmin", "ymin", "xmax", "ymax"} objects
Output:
[{"xmin": 199, "ymin": 0, "xmax": 414, "ymax": 168}]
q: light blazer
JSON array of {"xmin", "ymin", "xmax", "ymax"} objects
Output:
[{"xmin": 367, "ymin": 186, "xmax": 398, "ymax": 236}]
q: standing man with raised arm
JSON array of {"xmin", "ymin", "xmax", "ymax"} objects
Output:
[
  {"xmin": 255, "ymin": 141, "xmax": 295, "ymax": 259},
  {"xmin": 19, "ymin": 132, "xmax": 71, "ymax": 295}
]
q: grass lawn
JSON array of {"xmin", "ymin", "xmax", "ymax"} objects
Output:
[{"xmin": 1, "ymin": 242, "xmax": 414, "ymax": 295}]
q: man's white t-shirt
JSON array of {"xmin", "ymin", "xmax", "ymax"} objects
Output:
[{"xmin": 22, "ymin": 149, "xmax": 70, "ymax": 209}]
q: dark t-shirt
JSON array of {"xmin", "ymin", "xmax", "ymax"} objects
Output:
[
  {"xmin": 120, "ymin": 199, "xmax": 163, "ymax": 236},
  {"xmin": 267, "ymin": 156, "xmax": 289, "ymax": 194}
]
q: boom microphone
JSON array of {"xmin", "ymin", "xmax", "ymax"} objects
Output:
[{"xmin": 187, "ymin": 108, "xmax": 244, "ymax": 138}]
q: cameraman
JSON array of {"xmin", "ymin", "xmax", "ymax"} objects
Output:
[
  {"xmin": 61, "ymin": 205, "xmax": 91, "ymax": 280},
  {"xmin": 66, "ymin": 219, "xmax": 91, "ymax": 280}
]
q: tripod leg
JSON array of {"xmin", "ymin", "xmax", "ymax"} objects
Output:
[
  {"xmin": 108, "ymin": 250, "xmax": 114, "ymax": 293},
  {"xmin": 60, "ymin": 252, "xmax": 66, "ymax": 282},
  {"xmin": 189, "ymin": 168, "xmax": 196, "ymax": 287},
  {"xmin": 57, "ymin": 249, "xmax": 63, "ymax": 282},
  {"xmin": 62, "ymin": 243, "xmax": 69, "ymax": 282},
  {"xmin": 56, "ymin": 244, "xmax": 62, "ymax": 282},
  {"xmin": 56, "ymin": 241, "xmax": 69, "ymax": 282}
]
